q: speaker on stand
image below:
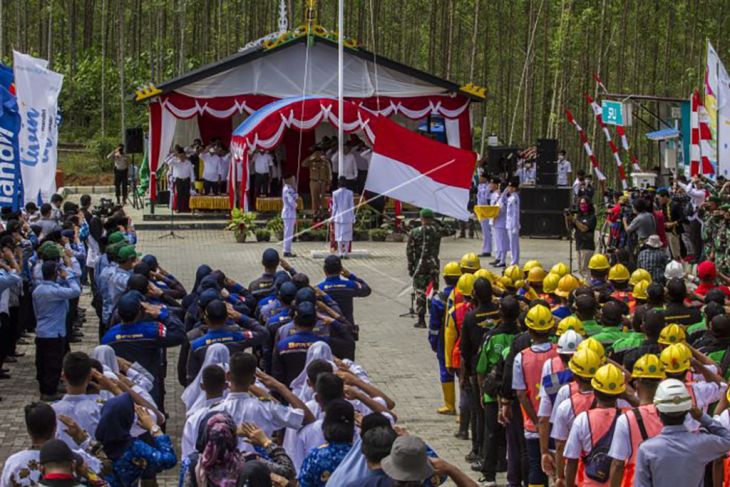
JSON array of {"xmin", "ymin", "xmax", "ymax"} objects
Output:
[
  {"xmin": 535, "ymin": 138, "xmax": 558, "ymax": 186},
  {"xmin": 520, "ymin": 185, "xmax": 571, "ymax": 238},
  {"xmin": 124, "ymin": 127, "xmax": 145, "ymax": 210}
]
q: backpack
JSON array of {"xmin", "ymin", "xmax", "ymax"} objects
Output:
[
  {"xmin": 583, "ymin": 409, "xmax": 620, "ymax": 482},
  {"xmin": 480, "ymin": 331, "xmax": 507, "ymax": 397}
]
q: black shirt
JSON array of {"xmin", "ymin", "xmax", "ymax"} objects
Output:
[
  {"xmin": 664, "ymin": 302, "xmax": 702, "ymax": 327},
  {"xmin": 460, "ymin": 303, "xmax": 501, "ymax": 376},
  {"xmin": 573, "ymin": 213, "xmax": 597, "ymax": 251}
]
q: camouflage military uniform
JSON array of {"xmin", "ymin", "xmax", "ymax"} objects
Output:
[
  {"xmin": 407, "ymin": 223, "xmax": 441, "ymax": 323},
  {"xmin": 715, "ymin": 218, "xmax": 730, "ymax": 275},
  {"xmin": 703, "ymin": 214, "xmax": 720, "ymax": 261}
]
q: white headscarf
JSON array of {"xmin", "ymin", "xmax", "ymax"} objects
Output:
[
  {"xmin": 181, "ymin": 343, "xmax": 230, "ymax": 414},
  {"xmin": 290, "ymin": 342, "xmax": 336, "ymax": 402},
  {"xmin": 91, "ymin": 345, "xmax": 120, "ymax": 375}
]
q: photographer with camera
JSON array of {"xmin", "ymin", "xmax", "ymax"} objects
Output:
[{"xmin": 565, "ymin": 197, "xmax": 597, "ymax": 278}]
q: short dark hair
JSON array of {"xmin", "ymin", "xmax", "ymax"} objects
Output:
[
  {"xmin": 361, "ymin": 412, "xmax": 392, "ymax": 436},
  {"xmin": 63, "ymin": 352, "xmax": 92, "ymax": 386},
  {"xmin": 50, "ymin": 194, "xmax": 63, "ymax": 204},
  {"xmin": 324, "ymin": 258, "xmax": 343, "ymax": 275},
  {"xmin": 201, "ymin": 364, "xmax": 226, "ymax": 395},
  {"xmin": 25, "ymin": 402, "xmax": 56, "ymax": 440},
  {"xmin": 500, "ymin": 296, "xmax": 520, "ymax": 322},
  {"xmin": 361, "ymin": 426, "xmax": 397, "ymax": 464},
  {"xmin": 659, "ymin": 411, "xmax": 687, "ymax": 426},
  {"xmin": 322, "ymin": 399, "xmax": 355, "ymax": 444},
  {"xmin": 666, "ymin": 278, "xmax": 687, "ymax": 302},
  {"xmin": 229, "ymin": 352, "xmax": 257, "ymax": 386},
  {"xmin": 473, "ymin": 278, "xmax": 493, "ymax": 303},
  {"xmin": 40, "ymin": 203, "xmax": 52, "ymax": 216},
  {"xmin": 643, "ymin": 309, "xmax": 666, "ymax": 338},
  {"xmin": 41, "ymin": 260, "xmax": 57, "ymax": 280},
  {"xmin": 80, "ymin": 194, "xmax": 91, "ymax": 208},
  {"xmin": 315, "ymin": 372, "xmax": 344, "ymax": 405},
  {"xmin": 127, "ymin": 273, "xmax": 149, "ymax": 294},
  {"xmin": 307, "ymin": 359, "xmax": 334, "ymax": 384},
  {"xmin": 646, "ymin": 283, "xmax": 665, "ymax": 305}
]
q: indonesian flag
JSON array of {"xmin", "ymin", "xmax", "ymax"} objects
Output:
[
  {"xmin": 690, "ymin": 90, "xmax": 715, "ymax": 176},
  {"xmin": 365, "ymin": 116, "xmax": 476, "ymax": 221}
]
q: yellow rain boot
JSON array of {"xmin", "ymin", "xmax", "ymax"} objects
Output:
[{"xmin": 437, "ymin": 382, "xmax": 456, "ymax": 415}]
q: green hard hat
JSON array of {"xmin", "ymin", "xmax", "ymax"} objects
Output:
[{"xmin": 419, "ymin": 208, "xmax": 434, "ymax": 219}]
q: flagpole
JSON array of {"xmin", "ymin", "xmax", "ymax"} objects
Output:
[
  {"xmin": 337, "ymin": 0, "xmax": 344, "ymax": 177},
  {"xmin": 717, "ymin": 50, "xmax": 721, "ymax": 171}
]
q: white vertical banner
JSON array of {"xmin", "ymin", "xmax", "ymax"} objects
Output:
[
  {"xmin": 13, "ymin": 51, "xmax": 64, "ymax": 204},
  {"xmin": 706, "ymin": 41, "xmax": 730, "ymax": 177}
]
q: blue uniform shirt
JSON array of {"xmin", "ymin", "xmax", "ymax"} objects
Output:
[{"xmin": 32, "ymin": 277, "xmax": 81, "ymax": 338}]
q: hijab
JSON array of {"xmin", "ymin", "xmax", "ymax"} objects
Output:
[
  {"xmin": 235, "ymin": 461, "xmax": 271, "ymax": 487},
  {"xmin": 195, "ymin": 413, "xmax": 245, "ymax": 487},
  {"xmin": 95, "ymin": 393, "xmax": 135, "ymax": 460},
  {"xmin": 185, "ymin": 265, "xmax": 213, "ymax": 309},
  {"xmin": 182, "ymin": 344, "xmax": 230, "ymax": 413},
  {"xmin": 91, "ymin": 344, "xmax": 120, "ymax": 375},
  {"xmin": 289, "ymin": 342, "xmax": 336, "ymax": 401}
]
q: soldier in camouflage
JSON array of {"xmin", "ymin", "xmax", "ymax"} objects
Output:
[
  {"xmin": 407, "ymin": 208, "xmax": 442, "ymax": 328},
  {"xmin": 715, "ymin": 205, "xmax": 730, "ymax": 275}
]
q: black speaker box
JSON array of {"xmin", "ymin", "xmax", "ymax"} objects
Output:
[
  {"xmin": 536, "ymin": 138, "xmax": 558, "ymax": 164},
  {"xmin": 521, "ymin": 186, "xmax": 571, "ymax": 212},
  {"xmin": 536, "ymin": 171, "xmax": 557, "ymax": 186},
  {"xmin": 125, "ymin": 127, "xmax": 145, "ymax": 154},
  {"xmin": 156, "ymin": 190, "xmax": 170, "ymax": 205},
  {"xmin": 520, "ymin": 211, "xmax": 567, "ymax": 238},
  {"xmin": 486, "ymin": 146, "xmax": 520, "ymax": 176}
]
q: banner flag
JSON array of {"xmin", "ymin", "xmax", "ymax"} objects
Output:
[
  {"xmin": 705, "ymin": 41, "xmax": 730, "ymax": 177},
  {"xmin": 0, "ymin": 85, "xmax": 23, "ymax": 211},
  {"xmin": 13, "ymin": 51, "xmax": 63, "ymax": 204}
]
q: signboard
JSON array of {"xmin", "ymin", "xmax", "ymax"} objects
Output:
[{"xmin": 601, "ymin": 100, "xmax": 632, "ymax": 126}]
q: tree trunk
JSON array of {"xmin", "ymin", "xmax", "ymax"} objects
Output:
[{"xmin": 101, "ymin": 0, "xmax": 107, "ymax": 137}]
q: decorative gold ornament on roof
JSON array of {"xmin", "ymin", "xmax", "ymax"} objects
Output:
[
  {"xmin": 460, "ymin": 83, "xmax": 487, "ymax": 99},
  {"xmin": 135, "ymin": 83, "xmax": 162, "ymax": 101}
]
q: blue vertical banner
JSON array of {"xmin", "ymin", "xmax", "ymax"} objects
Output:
[{"xmin": 0, "ymin": 84, "xmax": 23, "ymax": 211}]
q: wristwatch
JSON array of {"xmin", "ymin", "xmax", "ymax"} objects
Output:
[{"xmin": 149, "ymin": 425, "xmax": 162, "ymax": 435}]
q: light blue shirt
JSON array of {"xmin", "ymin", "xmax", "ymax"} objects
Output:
[
  {"xmin": 52, "ymin": 394, "xmax": 102, "ymax": 448},
  {"xmin": 281, "ymin": 184, "xmax": 298, "ymax": 219},
  {"xmin": 104, "ymin": 266, "xmax": 132, "ymax": 323},
  {"xmin": 506, "ymin": 191, "xmax": 520, "ymax": 231},
  {"xmin": 32, "ymin": 278, "xmax": 81, "ymax": 338},
  {"xmin": 635, "ymin": 413, "xmax": 730, "ymax": 487},
  {"xmin": 491, "ymin": 190, "xmax": 506, "ymax": 229},
  {"xmin": 98, "ymin": 262, "xmax": 117, "ymax": 323},
  {"xmin": 476, "ymin": 183, "xmax": 491, "ymax": 205}
]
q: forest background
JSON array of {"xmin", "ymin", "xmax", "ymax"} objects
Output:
[{"xmin": 0, "ymin": 0, "xmax": 726, "ymax": 185}]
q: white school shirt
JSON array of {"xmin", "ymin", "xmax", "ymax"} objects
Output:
[
  {"xmin": 211, "ymin": 391, "xmax": 305, "ymax": 440},
  {"xmin": 281, "ymin": 184, "xmax": 298, "ymax": 219},
  {"xmin": 169, "ymin": 158, "xmax": 196, "ymax": 180},
  {"xmin": 201, "ymin": 153, "xmax": 221, "ymax": 181},
  {"xmin": 181, "ymin": 397, "xmax": 224, "ymax": 458},
  {"xmin": 333, "ymin": 152, "xmax": 358, "ymax": 180},
  {"xmin": 355, "ymin": 148, "xmax": 371, "ymax": 171},
  {"xmin": 512, "ymin": 342, "xmax": 553, "ymax": 439},
  {"xmin": 253, "ymin": 152, "xmax": 274, "ymax": 174},
  {"xmin": 1, "ymin": 448, "xmax": 101, "ymax": 487},
  {"xmin": 563, "ymin": 410, "xmax": 597, "ymax": 459},
  {"xmin": 332, "ymin": 188, "xmax": 355, "ymax": 224},
  {"xmin": 557, "ymin": 159, "xmax": 572, "ymax": 186},
  {"xmin": 218, "ymin": 153, "xmax": 231, "ymax": 180},
  {"xmin": 52, "ymin": 394, "xmax": 103, "ymax": 448}
]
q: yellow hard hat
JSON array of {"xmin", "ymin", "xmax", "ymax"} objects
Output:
[
  {"xmin": 658, "ymin": 324, "xmax": 687, "ymax": 346},
  {"xmin": 591, "ymin": 363, "xmax": 626, "ymax": 395},
  {"xmin": 525, "ymin": 304, "xmax": 555, "ymax": 332},
  {"xmin": 527, "ymin": 267, "xmax": 548, "ymax": 283},
  {"xmin": 514, "ymin": 279, "xmax": 526, "ymax": 290},
  {"xmin": 474, "ymin": 268, "xmax": 493, "ymax": 283},
  {"xmin": 543, "ymin": 273, "xmax": 562, "ymax": 294},
  {"xmin": 588, "ymin": 253, "xmax": 611, "ymax": 271},
  {"xmin": 504, "ymin": 265, "xmax": 523, "ymax": 282},
  {"xmin": 608, "ymin": 264, "xmax": 631, "ymax": 282},
  {"xmin": 660, "ymin": 343, "xmax": 691, "ymax": 373},
  {"xmin": 569, "ymin": 348, "xmax": 602, "ymax": 378},
  {"xmin": 497, "ymin": 276, "xmax": 513, "ymax": 289},
  {"xmin": 557, "ymin": 316, "xmax": 586, "ymax": 337},
  {"xmin": 456, "ymin": 273, "xmax": 476, "ymax": 297},
  {"xmin": 577, "ymin": 337, "xmax": 606, "ymax": 364},
  {"xmin": 632, "ymin": 354, "xmax": 666, "ymax": 380},
  {"xmin": 550, "ymin": 262, "xmax": 570, "ymax": 278},
  {"xmin": 629, "ymin": 268, "xmax": 653, "ymax": 287},
  {"xmin": 555, "ymin": 274, "xmax": 580, "ymax": 298},
  {"xmin": 633, "ymin": 280, "xmax": 650, "ymax": 300},
  {"xmin": 523, "ymin": 260, "xmax": 543, "ymax": 274},
  {"xmin": 460, "ymin": 252, "xmax": 481, "ymax": 272},
  {"xmin": 443, "ymin": 261, "xmax": 462, "ymax": 278}
]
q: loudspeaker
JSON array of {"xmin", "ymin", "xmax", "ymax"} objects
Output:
[
  {"xmin": 486, "ymin": 146, "xmax": 520, "ymax": 176},
  {"xmin": 521, "ymin": 186, "xmax": 571, "ymax": 212},
  {"xmin": 124, "ymin": 127, "xmax": 144, "ymax": 154},
  {"xmin": 536, "ymin": 172, "xmax": 557, "ymax": 186},
  {"xmin": 156, "ymin": 190, "xmax": 170, "ymax": 205},
  {"xmin": 536, "ymin": 138, "xmax": 558, "ymax": 164},
  {"xmin": 521, "ymin": 211, "xmax": 567, "ymax": 238}
]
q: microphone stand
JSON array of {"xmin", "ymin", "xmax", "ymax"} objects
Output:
[{"xmin": 159, "ymin": 179, "xmax": 184, "ymax": 239}]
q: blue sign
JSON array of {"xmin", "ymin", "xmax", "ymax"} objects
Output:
[
  {"xmin": 0, "ymin": 85, "xmax": 23, "ymax": 211},
  {"xmin": 602, "ymin": 100, "xmax": 624, "ymax": 125}
]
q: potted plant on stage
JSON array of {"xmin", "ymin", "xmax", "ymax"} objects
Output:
[
  {"xmin": 227, "ymin": 209, "xmax": 256, "ymax": 243},
  {"xmin": 255, "ymin": 228, "xmax": 272, "ymax": 242},
  {"xmin": 266, "ymin": 215, "xmax": 284, "ymax": 241}
]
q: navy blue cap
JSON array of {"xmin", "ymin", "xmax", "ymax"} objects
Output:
[
  {"xmin": 274, "ymin": 270, "xmax": 291, "ymax": 288},
  {"xmin": 118, "ymin": 291, "xmax": 143, "ymax": 321},
  {"xmin": 295, "ymin": 301, "xmax": 317, "ymax": 327},
  {"xmin": 61, "ymin": 229, "xmax": 75, "ymax": 239},
  {"xmin": 279, "ymin": 282, "xmax": 298, "ymax": 302},
  {"xmin": 205, "ymin": 299, "xmax": 228, "ymax": 322},
  {"xmin": 324, "ymin": 255, "xmax": 341, "ymax": 267},
  {"xmin": 262, "ymin": 248, "xmax": 280, "ymax": 266},
  {"xmin": 142, "ymin": 254, "xmax": 159, "ymax": 271},
  {"xmin": 199, "ymin": 274, "xmax": 221, "ymax": 291},
  {"xmin": 295, "ymin": 287, "xmax": 316, "ymax": 304},
  {"xmin": 198, "ymin": 288, "xmax": 221, "ymax": 308}
]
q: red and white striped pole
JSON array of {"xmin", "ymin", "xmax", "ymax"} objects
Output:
[
  {"xmin": 593, "ymin": 74, "xmax": 642, "ymax": 172},
  {"xmin": 585, "ymin": 93, "xmax": 627, "ymax": 190},
  {"xmin": 565, "ymin": 109, "xmax": 606, "ymax": 181}
]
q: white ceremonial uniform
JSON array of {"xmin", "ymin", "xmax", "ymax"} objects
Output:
[
  {"xmin": 491, "ymin": 190, "xmax": 507, "ymax": 265},
  {"xmin": 476, "ymin": 183, "xmax": 492, "ymax": 255},
  {"xmin": 332, "ymin": 187, "xmax": 355, "ymax": 257},
  {"xmin": 334, "ymin": 152, "xmax": 358, "ymax": 185},
  {"xmin": 211, "ymin": 391, "xmax": 305, "ymax": 453},
  {"xmin": 253, "ymin": 152, "xmax": 273, "ymax": 175},
  {"xmin": 503, "ymin": 189, "xmax": 521, "ymax": 265},
  {"xmin": 557, "ymin": 158, "xmax": 572, "ymax": 186},
  {"xmin": 281, "ymin": 183, "xmax": 298, "ymax": 254}
]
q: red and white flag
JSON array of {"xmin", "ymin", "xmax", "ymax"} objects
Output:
[
  {"xmin": 690, "ymin": 90, "xmax": 715, "ymax": 176},
  {"xmin": 365, "ymin": 116, "xmax": 476, "ymax": 220}
]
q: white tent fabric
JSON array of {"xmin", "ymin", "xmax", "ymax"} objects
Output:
[{"xmin": 176, "ymin": 43, "xmax": 447, "ymax": 99}]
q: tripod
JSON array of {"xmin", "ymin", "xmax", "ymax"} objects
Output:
[
  {"xmin": 159, "ymin": 182, "xmax": 184, "ymax": 240},
  {"xmin": 564, "ymin": 213, "xmax": 575, "ymax": 274},
  {"xmin": 398, "ymin": 290, "xmax": 418, "ymax": 318}
]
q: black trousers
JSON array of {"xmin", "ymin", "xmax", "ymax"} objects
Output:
[
  {"xmin": 254, "ymin": 173, "xmax": 269, "ymax": 197},
  {"xmin": 506, "ymin": 401, "xmax": 528, "ymax": 487},
  {"xmin": 0, "ymin": 312, "xmax": 12, "ymax": 364},
  {"xmin": 468, "ymin": 379, "xmax": 484, "ymax": 453},
  {"xmin": 35, "ymin": 336, "xmax": 65, "ymax": 395},
  {"xmin": 114, "ymin": 168, "xmax": 129, "ymax": 201},
  {"xmin": 481, "ymin": 401, "xmax": 504, "ymax": 482},
  {"xmin": 203, "ymin": 179, "xmax": 219, "ymax": 196},
  {"xmin": 356, "ymin": 170, "xmax": 368, "ymax": 194},
  {"xmin": 175, "ymin": 178, "xmax": 191, "ymax": 212}
]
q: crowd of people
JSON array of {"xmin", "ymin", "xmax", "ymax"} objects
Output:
[{"xmin": 0, "ymin": 195, "xmax": 482, "ymax": 487}]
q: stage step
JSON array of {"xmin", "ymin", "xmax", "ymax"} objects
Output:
[
  {"xmin": 142, "ymin": 213, "xmax": 228, "ymax": 221},
  {"xmin": 135, "ymin": 221, "xmax": 228, "ymax": 231}
]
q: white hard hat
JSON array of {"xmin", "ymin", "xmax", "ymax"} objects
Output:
[
  {"xmin": 654, "ymin": 378, "xmax": 692, "ymax": 413},
  {"xmin": 664, "ymin": 260, "xmax": 685, "ymax": 280},
  {"xmin": 557, "ymin": 329, "xmax": 583, "ymax": 355}
]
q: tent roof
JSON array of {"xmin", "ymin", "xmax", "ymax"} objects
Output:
[{"xmin": 142, "ymin": 35, "xmax": 484, "ymax": 102}]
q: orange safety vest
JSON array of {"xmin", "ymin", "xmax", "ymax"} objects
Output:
[
  {"xmin": 611, "ymin": 290, "xmax": 637, "ymax": 314},
  {"xmin": 576, "ymin": 408, "xmax": 622, "ymax": 487},
  {"xmin": 519, "ymin": 344, "xmax": 558, "ymax": 432},
  {"xmin": 450, "ymin": 301, "xmax": 473, "ymax": 369},
  {"xmin": 569, "ymin": 384, "xmax": 595, "ymax": 418},
  {"xmin": 621, "ymin": 404, "xmax": 663, "ymax": 487}
]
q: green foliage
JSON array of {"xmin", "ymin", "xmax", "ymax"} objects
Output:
[
  {"xmin": 85, "ymin": 135, "xmax": 119, "ymax": 171},
  {"xmin": 255, "ymin": 229, "xmax": 271, "ymax": 242},
  {"xmin": 226, "ymin": 209, "xmax": 257, "ymax": 233},
  {"xmin": 265, "ymin": 215, "xmax": 284, "ymax": 236},
  {"xmin": 369, "ymin": 228, "xmax": 388, "ymax": 241}
]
